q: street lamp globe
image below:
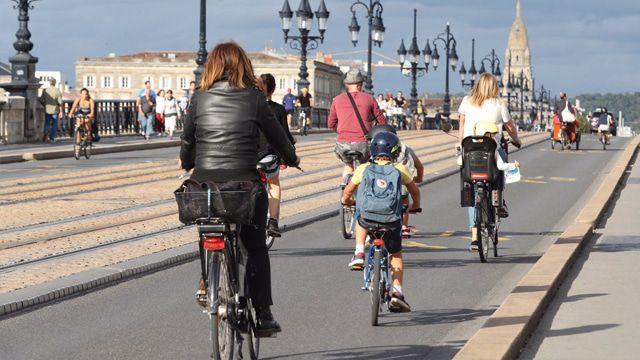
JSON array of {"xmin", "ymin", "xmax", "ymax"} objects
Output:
[
  {"xmin": 449, "ymin": 44, "xmax": 459, "ymax": 70},
  {"xmin": 431, "ymin": 45, "xmax": 440, "ymax": 70},
  {"xmin": 315, "ymin": 0, "xmax": 329, "ymax": 36},
  {"xmin": 397, "ymin": 39, "xmax": 407, "ymax": 65},
  {"xmin": 279, "ymin": 0, "xmax": 294, "ymax": 36},
  {"xmin": 495, "ymin": 66, "xmax": 502, "ymax": 82},
  {"xmin": 296, "ymin": 0, "xmax": 313, "ymax": 31},
  {"xmin": 423, "ymin": 40, "xmax": 432, "ymax": 66},
  {"xmin": 371, "ymin": 14, "xmax": 385, "ymax": 45},
  {"xmin": 349, "ymin": 12, "xmax": 360, "ymax": 46},
  {"xmin": 459, "ymin": 62, "xmax": 467, "ymax": 82},
  {"xmin": 479, "ymin": 62, "xmax": 487, "ymax": 75},
  {"xmin": 469, "ymin": 61, "xmax": 477, "ymax": 81},
  {"xmin": 408, "ymin": 38, "xmax": 420, "ymax": 64}
]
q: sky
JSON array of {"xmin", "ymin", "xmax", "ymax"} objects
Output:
[{"xmin": 1, "ymin": 0, "xmax": 638, "ymax": 98}]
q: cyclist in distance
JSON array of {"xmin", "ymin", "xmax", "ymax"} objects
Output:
[
  {"xmin": 341, "ymin": 132, "xmax": 421, "ymax": 312},
  {"xmin": 457, "ymin": 73, "xmax": 521, "ymax": 244},
  {"xmin": 68, "ymin": 88, "xmax": 96, "ymax": 140},
  {"xmin": 180, "ymin": 42, "xmax": 300, "ymax": 336},
  {"xmin": 297, "ymin": 87, "xmax": 313, "ymax": 129},
  {"xmin": 328, "ymin": 68, "xmax": 387, "ymax": 185},
  {"xmin": 282, "ymin": 88, "xmax": 297, "ymax": 129},
  {"xmin": 258, "ymin": 73, "xmax": 296, "ymax": 237}
]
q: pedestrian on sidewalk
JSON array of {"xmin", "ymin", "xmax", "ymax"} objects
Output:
[
  {"xmin": 137, "ymin": 89, "xmax": 155, "ymax": 140},
  {"xmin": 163, "ymin": 89, "xmax": 181, "ymax": 139},
  {"xmin": 38, "ymin": 78, "xmax": 64, "ymax": 143},
  {"xmin": 155, "ymin": 89, "xmax": 166, "ymax": 136},
  {"xmin": 328, "ymin": 68, "xmax": 387, "ymax": 184},
  {"xmin": 282, "ymin": 88, "xmax": 297, "ymax": 129}
]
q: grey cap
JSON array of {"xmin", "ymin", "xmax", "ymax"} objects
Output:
[{"xmin": 344, "ymin": 68, "xmax": 364, "ymax": 84}]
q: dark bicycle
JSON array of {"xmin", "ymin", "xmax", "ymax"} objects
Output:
[
  {"xmin": 361, "ymin": 207, "xmax": 421, "ymax": 326},
  {"xmin": 340, "ymin": 151, "xmax": 363, "ymax": 239},
  {"xmin": 72, "ymin": 114, "xmax": 92, "ymax": 160},
  {"xmin": 460, "ymin": 136, "xmax": 519, "ymax": 262},
  {"xmin": 197, "ymin": 218, "xmax": 261, "ymax": 360}
]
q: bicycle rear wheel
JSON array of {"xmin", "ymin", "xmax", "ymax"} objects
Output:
[
  {"xmin": 340, "ymin": 205, "xmax": 354, "ymax": 239},
  {"xmin": 370, "ymin": 248, "xmax": 382, "ymax": 326},
  {"xmin": 208, "ymin": 251, "xmax": 235, "ymax": 360},
  {"xmin": 73, "ymin": 128, "xmax": 82, "ymax": 160}
]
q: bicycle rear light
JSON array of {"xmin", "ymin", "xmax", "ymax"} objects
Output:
[
  {"xmin": 373, "ymin": 239, "xmax": 384, "ymax": 247},
  {"xmin": 471, "ymin": 172, "xmax": 489, "ymax": 180},
  {"xmin": 203, "ymin": 236, "xmax": 225, "ymax": 251}
]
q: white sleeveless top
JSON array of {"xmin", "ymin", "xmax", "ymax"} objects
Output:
[{"xmin": 458, "ymin": 96, "xmax": 510, "ymax": 138}]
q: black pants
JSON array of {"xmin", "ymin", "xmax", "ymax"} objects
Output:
[{"xmin": 240, "ymin": 188, "xmax": 272, "ymax": 307}]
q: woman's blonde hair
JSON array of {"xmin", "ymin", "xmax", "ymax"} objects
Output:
[
  {"xmin": 200, "ymin": 42, "xmax": 261, "ymax": 90},
  {"xmin": 468, "ymin": 73, "xmax": 500, "ymax": 107}
]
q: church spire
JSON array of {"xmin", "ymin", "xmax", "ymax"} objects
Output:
[{"xmin": 516, "ymin": 0, "xmax": 521, "ymax": 18}]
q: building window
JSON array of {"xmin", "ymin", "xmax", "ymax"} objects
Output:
[
  {"xmin": 178, "ymin": 77, "xmax": 188, "ymax": 89},
  {"xmin": 279, "ymin": 78, "xmax": 286, "ymax": 90},
  {"xmin": 160, "ymin": 76, "xmax": 171, "ymax": 89},
  {"xmin": 120, "ymin": 76, "xmax": 130, "ymax": 89},
  {"xmin": 102, "ymin": 76, "xmax": 113, "ymax": 89},
  {"xmin": 85, "ymin": 75, "xmax": 95, "ymax": 88}
]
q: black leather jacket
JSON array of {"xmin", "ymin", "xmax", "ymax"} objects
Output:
[{"xmin": 180, "ymin": 80, "xmax": 297, "ymax": 182}]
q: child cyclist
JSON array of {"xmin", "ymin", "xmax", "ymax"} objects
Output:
[{"xmin": 341, "ymin": 132, "xmax": 421, "ymax": 312}]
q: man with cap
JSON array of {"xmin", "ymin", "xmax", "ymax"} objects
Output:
[{"xmin": 328, "ymin": 68, "xmax": 387, "ymax": 184}]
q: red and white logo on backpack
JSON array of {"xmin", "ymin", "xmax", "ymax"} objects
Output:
[{"xmin": 376, "ymin": 179, "xmax": 388, "ymax": 188}]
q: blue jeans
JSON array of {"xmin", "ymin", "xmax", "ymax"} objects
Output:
[
  {"xmin": 140, "ymin": 113, "xmax": 154, "ymax": 137},
  {"xmin": 43, "ymin": 114, "xmax": 59, "ymax": 141}
]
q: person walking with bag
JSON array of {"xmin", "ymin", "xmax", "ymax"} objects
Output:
[
  {"xmin": 39, "ymin": 78, "xmax": 64, "ymax": 143},
  {"xmin": 155, "ymin": 89, "xmax": 166, "ymax": 136},
  {"xmin": 328, "ymin": 68, "xmax": 387, "ymax": 184},
  {"xmin": 180, "ymin": 42, "xmax": 299, "ymax": 336}
]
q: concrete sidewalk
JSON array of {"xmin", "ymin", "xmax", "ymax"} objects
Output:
[
  {"xmin": 521, "ymin": 155, "xmax": 640, "ymax": 359},
  {"xmin": 0, "ymin": 128, "xmax": 333, "ymax": 164}
]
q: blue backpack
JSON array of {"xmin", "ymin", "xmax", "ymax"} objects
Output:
[{"xmin": 356, "ymin": 163, "xmax": 403, "ymax": 224}]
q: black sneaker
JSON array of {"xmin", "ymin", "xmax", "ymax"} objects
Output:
[
  {"xmin": 389, "ymin": 292, "xmax": 411, "ymax": 313},
  {"xmin": 267, "ymin": 218, "xmax": 282, "ymax": 238},
  {"xmin": 255, "ymin": 306, "xmax": 282, "ymax": 337},
  {"xmin": 496, "ymin": 201, "xmax": 509, "ymax": 218},
  {"xmin": 469, "ymin": 241, "xmax": 479, "ymax": 252}
]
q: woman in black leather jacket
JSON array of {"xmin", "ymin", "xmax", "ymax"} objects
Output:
[{"xmin": 180, "ymin": 42, "xmax": 299, "ymax": 336}]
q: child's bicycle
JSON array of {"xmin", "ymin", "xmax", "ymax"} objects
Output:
[
  {"xmin": 72, "ymin": 114, "xmax": 92, "ymax": 160},
  {"xmin": 361, "ymin": 207, "xmax": 421, "ymax": 326}
]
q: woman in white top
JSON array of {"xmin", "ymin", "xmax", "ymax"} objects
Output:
[
  {"xmin": 457, "ymin": 73, "xmax": 521, "ymax": 250},
  {"xmin": 163, "ymin": 89, "xmax": 181, "ymax": 140},
  {"xmin": 155, "ymin": 89, "xmax": 166, "ymax": 136}
]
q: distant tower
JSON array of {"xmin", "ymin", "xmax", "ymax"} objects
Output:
[{"xmin": 503, "ymin": 0, "xmax": 532, "ymax": 95}]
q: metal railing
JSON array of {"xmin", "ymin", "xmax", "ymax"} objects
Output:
[{"xmin": 58, "ymin": 100, "xmax": 186, "ymax": 138}]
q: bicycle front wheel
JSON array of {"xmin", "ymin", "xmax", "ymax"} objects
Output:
[
  {"xmin": 84, "ymin": 140, "xmax": 92, "ymax": 159},
  {"xmin": 370, "ymin": 249, "xmax": 382, "ymax": 326},
  {"xmin": 207, "ymin": 251, "xmax": 235, "ymax": 360},
  {"xmin": 73, "ymin": 129, "xmax": 82, "ymax": 160}
]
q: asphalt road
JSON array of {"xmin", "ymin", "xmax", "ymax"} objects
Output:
[{"xmin": 0, "ymin": 135, "xmax": 631, "ymax": 360}]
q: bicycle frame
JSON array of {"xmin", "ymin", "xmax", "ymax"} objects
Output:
[{"xmin": 362, "ymin": 238, "xmax": 390, "ymax": 294}]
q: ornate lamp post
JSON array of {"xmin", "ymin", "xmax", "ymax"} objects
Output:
[
  {"xmin": 396, "ymin": 9, "xmax": 429, "ymax": 110},
  {"xmin": 348, "ymin": 0, "xmax": 385, "ymax": 94},
  {"xmin": 279, "ymin": 0, "xmax": 329, "ymax": 93},
  {"xmin": 193, "ymin": 0, "xmax": 207, "ymax": 85},
  {"xmin": 458, "ymin": 39, "xmax": 478, "ymax": 89},
  {"xmin": 425, "ymin": 23, "xmax": 459, "ymax": 117},
  {"xmin": 478, "ymin": 48, "xmax": 502, "ymax": 83},
  {"xmin": 1, "ymin": 0, "xmax": 42, "ymax": 140},
  {"xmin": 510, "ymin": 70, "xmax": 530, "ymax": 123}
]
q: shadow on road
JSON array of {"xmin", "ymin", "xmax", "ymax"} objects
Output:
[{"xmin": 264, "ymin": 344, "xmax": 460, "ymax": 360}]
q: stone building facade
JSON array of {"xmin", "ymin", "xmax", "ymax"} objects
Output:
[{"xmin": 74, "ymin": 50, "xmax": 344, "ymax": 108}]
